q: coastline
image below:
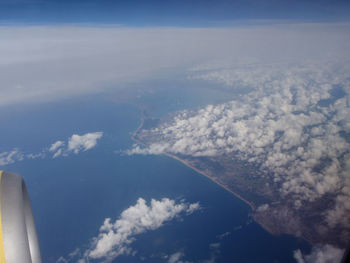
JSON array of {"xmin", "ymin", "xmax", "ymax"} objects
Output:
[
  {"xmin": 164, "ymin": 152, "xmax": 256, "ymax": 210},
  {"xmin": 160, "ymin": 153, "xmax": 284, "ymax": 238},
  {"xmin": 131, "ymin": 105, "xmax": 330, "ymax": 249},
  {"xmin": 130, "ymin": 108, "xmax": 283, "ymax": 237},
  {"xmin": 132, "ymin": 133, "xmax": 280, "ymax": 237}
]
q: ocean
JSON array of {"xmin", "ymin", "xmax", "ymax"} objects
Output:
[{"xmin": 0, "ymin": 89, "xmax": 311, "ymax": 262}]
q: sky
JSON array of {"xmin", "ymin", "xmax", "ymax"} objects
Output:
[
  {"xmin": 1, "ymin": 1, "xmax": 350, "ymax": 262},
  {"xmin": 1, "ymin": 0, "xmax": 350, "ymax": 108},
  {"xmin": 0, "ymin": 23, "xmax": 349, "ymax": 107},
  {"xmin": 1, "ymin": 0, "xmax": 350, "ymax": 26}
]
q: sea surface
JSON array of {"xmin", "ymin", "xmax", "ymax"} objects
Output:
[{"xmin": 0, "ymin": 85, "xmax": 312, "ymax": 262}]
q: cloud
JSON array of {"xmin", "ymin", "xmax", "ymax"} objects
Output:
[
  {"xmin": 26, "ymin": 152, "xmax": 45, "ymax": 159},
  {"xmin": 0, "ymin": 132, "xmax": 103, "ymax": 167},
  {"xmin": 74, "ymin": 198, "xmax": 200, "ymax": 263},
  {"xmin": 49, "ymin": 140, "xmax": 64, "ymax": 152},
  {"xmin": 50, "ymin": 132, "xmax": 103, "ymax": 158},
  {"xmin": 256, "ymin": 204, "xmax": 269, "ymax": 212},
  {"xmin": 56, "ymin": 248, "xmax": 81, "ymax": 263},
  {"xmin": 217, "ymin": 232, "xmax": 231, "ymax": 239},
  {"xmin": 131, "ymin": 61, "xmax": 350, "ymax": 234},
  {"xmin": 52, "ymin": 149, "xmax": 63, "ymax": 159},
  {"xmin": 293, "ymin": 244, "xmax": 344, "ymax": 263},
  {"xmin": 67, "ymin": 132, "xmax": 103, "ymax": 154},
  {"xmin": 186, "ymin": 202, "xmax": 201, "ymax": 214},
  {"xmin": 49, "ymin": 140, "xmax": 65, "ymax": 158},
  {"xmin": 0, "ymin": 24, "xmax": 349, "ymax": 106},
  {"xmin": 0, "ymin": 149, "xmax": 23, "ymax": 166},
  {"xmin": 168, "ymin": 252, "xmax": 192, "ymax": 263},
  {"xmin": 164, "ymin": 245, "xmax": 220, "ymax": 263},
  {"xmin": 202, "ymin": 242, "xmax": 221, "ymax": 263},
  {"xmin": 126, "ymin": 143, "xmax": 169, "ymax": 155}
]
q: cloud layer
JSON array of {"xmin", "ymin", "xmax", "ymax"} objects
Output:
[
  {"xmin": 0, "ymin": 24, "xmax": 350, "ymax": 106},
  {"xmin": 74, "ymin": 198, "xmax": 200, "ymax": 263},
  {"xmin": 130, "ymin": 61, "xmax": 350, "ymax": 237}
]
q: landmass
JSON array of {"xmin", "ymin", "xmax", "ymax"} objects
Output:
[{"xmin": 131, "ymin": 108, "xmax": 349, "ymax": 249}]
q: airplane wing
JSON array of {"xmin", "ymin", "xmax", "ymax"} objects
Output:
[{"xmin": 0, "ymin": 171, "xmax": 41, "ymax": 263}]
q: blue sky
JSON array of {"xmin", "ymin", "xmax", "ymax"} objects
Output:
[{"xmin": 1, "ymin": 0, "xmax": 350, "ymax": 26}]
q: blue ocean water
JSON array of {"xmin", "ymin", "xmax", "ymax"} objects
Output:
[{"xmin": 0, "ymin": 93, "xmax": 311, "ymax": 262}]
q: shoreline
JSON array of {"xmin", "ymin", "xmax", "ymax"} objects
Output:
[
  {"xmin": 133, "ymin": 132, "xmax": 279, "ymax": 237},
  {"xmin": 164, "ymin": 152, "xmax": 256, "ymax": 210},
  {"xmin": 129, "ymin": 105, "xmax": 321, "ymax": 247},
  {"xmin": 130, "ymin": 108, "xmax": 282, "ymax": 235},
  {"xmin": 160, "ymin": 153, "xmax": 283, "ymax": 238}
]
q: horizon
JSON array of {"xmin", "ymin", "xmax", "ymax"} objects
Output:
[{"xmin": 1, "ymin": 0, "xmax": 350, "ymax": 26}]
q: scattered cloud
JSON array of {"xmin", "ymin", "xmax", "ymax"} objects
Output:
[
  {"xmin": 49, "ymin": 140, "xmax": 64, "ymax": 152},
  {"xmin": 201, "ymin": 242, "xmax": 221, "ymax": 263},
  {"xmin": 130, "ymin": 61, "xmax": 350, "ymax": 232},
  {"xmin": 126, "ymin": 143, "xmax": 169, "ymax": 156},
  {"xmin": 26, "ymin": 152, "xmax": 45, "ymax": 159},
  {"xmin": 67, "ymin": 132, "xmax": 103, "ymax": 154},
  {"xmin": 50, "ymin": 131, "xmax": 103, "ymax": 157},
  {"xmin": 52, "ymin": 148, "xmax": 63, "ymax": 159},
  {"xmin": 256, "ymin": 204, "xmax": 269, "ymax": 212},
  {"xmin": 187, "ymin": 202, "xmax": 201, "ymax": 214},
  {"xmin": 49, "ymin": 140, "xmax": 65, "ymax": 158},
  {"xmin": 293, "ymin": 244, "xmax": 344, "ymax": 263},
  {"xmin": 56, "ymin": 248, "xmax": 81, "ymax": 263},
  {"xmin": 0, "ymin": 149, "xmax": 23, "ymax": 166},
  {"xmin": 168, "ymin": 251, "xmax": 192, "ymax": 263},
  {"xmin": 0, "ymin": 132, "xmax": 103, "ymax": 167},
  {"xmin": 73, "ymin": 198, "xmax": 200, "ymax": 263},
  {"xmin": 217, "ymin": 231, "xmax": 231, "ymax": 239},
  {"xmin": 162, "ymin": 243, "xmax": 221, "ymax": 263}
]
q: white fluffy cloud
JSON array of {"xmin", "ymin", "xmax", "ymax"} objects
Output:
[
  {"xmin": 49, "ymin": 140, "xmax": 64, "ymax": 152},
  {"xmin": 256, "ymin": 204, "xmax": 269, "ymax": 213},
  {"xmin": 46, "ymin": 132, "xmax": 103, "ymax": 158},
  {"xmin": 49, "ymin": 140, "xmax": 65, "ymax": 158},
  {"xmin": 76, "ymin": 198, "xmax": 200, "ymax": 263},
  {"xmin": 294, "ymin": 244, "xmax": 344, "ymax": 263},
  {"xmin": 0, "ymin": 24, "xmax": 349, "ymax": 106},
  {"xmin": 0, "ymin": 132, "xmax": 103, "ymax": 167},
  {"xmin": 126, "ymin": 143, "xmax": 171, "ymax": 156},
  {"xmin": 67, "ymin": 132, "xmax": 103, "ymax": 154},
  {"xmin": 130, "ymin": 61, "xmax": 350, "ymax": 230}
]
